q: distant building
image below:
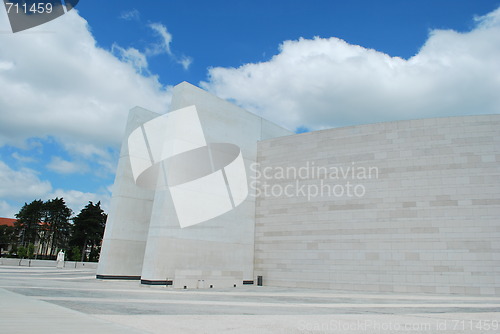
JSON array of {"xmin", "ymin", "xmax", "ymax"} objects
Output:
[
  {"xmin": 0, "ymin": 217, "xmax": 16, "ymax": 227},
  {"xmin": 0, "ymin": 217, "xmax": 58, "ymax": 257},
  {"xmin": 0, "ymin": 217, "xmax": 16, "ymax": 254}
]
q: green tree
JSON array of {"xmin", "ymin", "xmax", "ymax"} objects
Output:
[
  {"xmin": 42, "ymin": 198, "xmax": 72, "ymax": 257},
  {"xmin": 0, "ymin": 225, "xmax": 15, "ymax": 255},
  {"xmin": 15, "ymin": 200, "xmax": 45, "ymax": 247},
  {"xmin": 27, "ymin": 243, "xmax": 35, "ymax": 259},
  {"xmin": 17, "ymin": 245, "xmax": 27, "ymax": 265},
  {"xmin": 70, "ymin": 201, "xmax": 107, "ymax": 262},
  {"xmin": 68, "ymin": 246, "xmax": 81, "ymax": 261},
  {"xmin": 17, "ymin": 243, "xmax": 35, "ymax": 266}
]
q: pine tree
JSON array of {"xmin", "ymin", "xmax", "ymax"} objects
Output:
[
  {"xmin": 43, "ymin": 198, "xmax": 72, "ymax": 257},
  {"xmin": 70, "ymin": 201, "xmax": 107, "ymax": 262},
  {"xmin": 15, "ymin": 199, "xmax": 44, "ymax": 247},
  {"xmin": 0, "ymin": 225, "xmax": 15, "ymax": 255}
]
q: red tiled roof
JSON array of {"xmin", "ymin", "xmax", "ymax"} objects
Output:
[{"xmin": 0, "ymin": 218, "xmax": 16, "ymax": 227}]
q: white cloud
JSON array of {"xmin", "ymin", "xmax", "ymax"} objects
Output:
[
  {"xmin": 12, "ymin": 152, "xmax": 37, "ymax": 164},
  {"xmin": 47, "ymin": 188, "xmax": 111, "ymax": 216},
  {"xmin": 0, "ymin": 161, "xmax": 52, "ymax": 199},
  {"xmin": 0, "ymin": 200, "xmax": 17, "ymax": 218},
  {"xmin": 148, "ymin": 23, "xmax": 192, "ymax": 70},
  {"xmin": 46, "ymin": 156, "xmax": 88, "ymax": 174},
  {"xmin": 148, "ymin": 23, "xmax": 173, "ymax": 56},
  {"xmin": 119, "ymin": 9, "xmax": 140, "ymax": 21},
  {"xmin": 0, "ymin": 10, "xmax": 172, "ymax": 152},
  {"xmin": 0, "ymin": 160, "xmax": 110, "ymax": 216},
  {"xmin": 0, "ymin": 10, "xmax": 172, "ymax": 217},
  {"xmin": 0, "ymin": 60, "xmax": 14, "ymax": 71},
  {"xmin": 112, "ymin": 44, "xmax": 149, "ymax": 74},
  {"xmin": 201, "ymin": 7, "xmax": 500, "ymax": 131},
  {"xmin": 179, "ymin": 55, "xmax": 193, "ymax": 71},
  {"xmin": 60, "ymin": 141, "xmax": 117, "ymax": 176}
]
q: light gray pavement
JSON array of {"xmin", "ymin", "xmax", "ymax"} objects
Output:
[
  {"xmin": 0, "ymin": 265, "xmax": 499, "ymax": 333},
  {"xmin": 0, "ymin": 287, "xmax": 145, "ymax": 334}
]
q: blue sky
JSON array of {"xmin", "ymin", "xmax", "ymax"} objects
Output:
[{"xmin": 0, "ymin": 1, "xmax": 499, "ymax": 217}]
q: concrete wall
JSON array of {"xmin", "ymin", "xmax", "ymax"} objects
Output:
[
  {"xmin": 98, "ymin": 82, "xmax": 291, "ymax": 286},
  {"xmin": 254, "ymin": 115, "xmax": 500, "ymax": 295},
  {"xmin": 139, "ymin": 82, "xmax": 292, "ymax": 286},
  {"xmin": 97, "ymin": 107, "xmax": 159, "ymax": 279}
]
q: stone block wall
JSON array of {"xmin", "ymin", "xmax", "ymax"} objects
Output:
[{"xmin": 254, "ymin": 115, "xmax": 500, "ymax": 295}]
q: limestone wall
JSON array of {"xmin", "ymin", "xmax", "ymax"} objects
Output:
[
  {"xmin": 97, "ymin": 107, "xmax": 159, "ymax": 279},
  {"xmin": 254, "ymin": 115, "xmax": 500, "ymax": 295},
  {"xmin": 139, "ymin": 82, "xmax": 292, "ymax": 285},
  {"xmin": 98, "ymin": 82, "xmax": 291, "ymax": 285}
]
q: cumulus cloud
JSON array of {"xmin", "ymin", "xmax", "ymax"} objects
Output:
[
  {"xmin": 112, "ymin": 44, "xmax": 149, "ymax": 74},
  {"xmin": 202, "ymin": 7, "xmax": 500, "ymax": 131},
  {"xmin": 0, "ymin": 160, "xmax": 110, "ymax": 216},
  {"xmin": 0, "ymin": 10, "xmax": 172, "ymax": 216},
  {"xmin": 0, "ymin": 200, "xmax": 17, "ymax": 218},
  {"xmin": 0, "ymin": 60, "xmax": 14, "ymax": 71},
  {"xmin": 0, "ymin": 10, "xmax": 172, "ymax": 151},
  {"xmin": 61, "ymin": 141, "xmax": 117, "ymax": 177},
  {"xmin": 48, "ymin": 188, "xmax": 111, "ymax": 216},
  {"xmin": 46, "ymin": 156, "xmax": 88, "ymax": 174},
  {"xmin": 0, "ymin": 161, "xmax": 52, "ymax": 199}
]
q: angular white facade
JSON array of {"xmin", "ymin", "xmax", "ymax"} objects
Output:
[
  {"xmin": 98, "ymin": 82, "xmax": 500, "ymax": 295},
  {"xmin": 97, "ymin": 82, "xmax": 292, "ymax": 286},
  {"xmin": 97, "ymin": 106, "xmax": 158, "ymax": 279}
]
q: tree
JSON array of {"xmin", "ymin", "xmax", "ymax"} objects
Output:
[
  {"xmin": 27, "ymin": 243, "xmax": 35, "ymax": 258},
  {"xmin": 42, "ymin": 198, "xmax": 72, "ymax": 257},
  {"xmin": 17, "ymin": 243, "xmax": 35, "ymax": 266},
  {"xmin": 14, "ymin": 198, "xmax": 73, "ymax": 258},
  {"xmin": 68, "ymin": 246, "xmax": 81, "ymax": 262},
  {"xmin": 15, "ymin": 200, "xmax": 45, "ymax": 247},
  {"xmin": 70, "ymin": 201, "xmax": 107, "ymax": 262},
  {"xmin": 0, "ymin": 225, "xmax": 15, "ymax": 255},
  {"xmin": 17, "ymin": 246, "xmax": 27, "ymax": 265}
]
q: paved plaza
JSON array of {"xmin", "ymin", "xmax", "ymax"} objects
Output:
[{"xmin": 0, "ymin": 265, "xmax": 499, "ymax": 333}]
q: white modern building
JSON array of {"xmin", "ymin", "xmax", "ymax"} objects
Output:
[{"xmin": 98, "ymin": 82, "xmax": 500, "ymax": 295}]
